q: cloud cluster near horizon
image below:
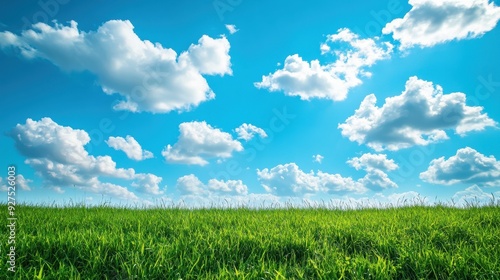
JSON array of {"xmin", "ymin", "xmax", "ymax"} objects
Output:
[
  {"xmin": 9, "ymin": 118, "xmax": 164, "ymax": 199},
  {"xmin": 1, "ymin": 0, "xmax": 499, "ymax": 206},
  {"xmin": 257, "ymin": 153, "xmax": 399, "ymax": 197}
]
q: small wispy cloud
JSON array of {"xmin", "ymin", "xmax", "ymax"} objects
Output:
[
  {"xmin": 225, "ymin": 24, "xmax": 239, "ymax": 34},
  {"xmin": 313, "ymin": 154, "xmax": 324, "ymax": 164},
  {"xmin": 235, "ymin": 123, "xmax": 267, "ymax": 141},
  {"xmin": 106, "ymin": 135, "xmax": 154, "ymax": 161},
  {"xmin": 0, "ymin": 175, "xmax": 33, "ymax": 191}
]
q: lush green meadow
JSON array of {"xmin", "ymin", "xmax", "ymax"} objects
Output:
[{"xmin": 1, "ymin": 204, "xmax": 500, "ymax": 279}]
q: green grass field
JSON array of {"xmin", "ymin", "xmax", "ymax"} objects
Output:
[{"xmin": 2, "ymin": 204, "xmax": 500, "ymax": 279}]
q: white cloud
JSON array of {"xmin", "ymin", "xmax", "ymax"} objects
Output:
[
  {"xmin": 184, "ymin": 34, "xmax": 232, "ymax": 76},
  {"xmin": 176, "ymin": 174, "xmax": 248, "ymax": 196},
  {"xmin": 0, "ymin": 175, "xmax": 32, "ymax": 192},
  {"xmin": 52, "ymin": 186, "xmax": 65, "ymax": 194},
  {"xmin": 420, "ymin": 147, "xmax": 500, "ymax": 186},
  {"xmin": 106, "ymin": 135, "xmax": 153, "ymax": 161},
  {"xmin": 257, "ymin": 163, "xmax": 324, "ymax": 196},
  {"xmin": 85, "ymin": 182, "xmax": 138, "ymax": 199},
  {"xmin": 0, "ymin": 31, "xmax": 27, "ymax": 53},
  {"xmin": 176, "ymin": 174, "xmax": 205, "ymax": 196},
  {"xmin": 339, "ymin": 76, "xmax": 497, "ymax": 151},
  {"xmin": 235, "ymin": 123, "xmax": 267, "ymax": 141},
  {"xmin": 383, "ymin": 0, "xmax": 500, "ymax": 49},
  {"xmin": 255, "ymin": 28, "xmax": 393, "ymax": 101},
  {"xmin": 346, "ymin": 153, "xmax": 399, "ymax": 192},
  {"xmin": 225, "ymin": 24, "xmax": 239, "ymax": 34},
  {"xmin": 16, "ymin": 174, "xmax": 33, "ymax": 191},
  {"xmin": 207, "ymin": 178, "xmax": 248, "ymax": 195},
  {"xmin": 359, "ymin": 169, "xmax": 398, "ymax": 192},
  {"xmin": 347, "ymin": 153, "xmax": 398, "ymax": 171},
  {"xmin": 162, "ymin": 121, "xmax": 243, "ymax": 166},
  {"xmin": 9, "ymin": 118, "xmax": 163, "ymax": 199},
  {"xmin": 452, "ymin": 185, "xmax": 500, "ymax": 205},
  {"xmin": 317, "ymin": 171, "xmax": 369, "ymax": 194},
  {"xmin": 313, "ymin": 154, "xmax": 324, "ymax": 163},
  {"xmin": 320, "ymin": 43, "xmax": 331, "ymax": 55},
  {"xmin": 0, "ymin": 178, "xmax": 6, "ymax": 192},
  {"xmin": 257, "ymin": 163, "xmax": 375, "ymax": 196},
  {"xmin": 0, "ymin": 20, "xmax": 232, "ymax": 113},
  {"xmin": 131, "ymin": 173, "xmax": 164, "ymax": 195}
]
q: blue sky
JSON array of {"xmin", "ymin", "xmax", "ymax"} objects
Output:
[{"xmin": 1, "ymin": 0, "xmax": 500, "ymax": 207}]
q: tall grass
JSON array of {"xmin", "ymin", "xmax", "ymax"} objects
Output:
[{"xmin": 1, "ymin": 203, "xmax": 499, "ymax": 279}]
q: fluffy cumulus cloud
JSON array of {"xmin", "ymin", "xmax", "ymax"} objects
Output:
[
  {"xmin": 257, "ymin": 162, "xmax": 398, "ymax": 197},
  {"xmin": 235, "ymin": 123, "xmax": 268, "ymax": 141},
  {"xmin": 347, "ymin": 153, "xmax": 398, "ymax": 171},
  {"xmin": 347, "ymin": 153, "xmax": 399, "ymax": 192},
  {"xmin": 420, "ymin": 147, "xmax": 500, "ymax": 187},
  {"xmin": 339, "ymin": 76, "xmax": 496, "ymax": 151},
  {"xmin": 162, "ymin": 121, "xmax": 243, "ymax": 166},
  {"xmin": 176, "ymin": 174, "xmax": 248, "ymax": 196},
  {"xmin": 9, "ymin": 118, "xmax": 164, "ymax": 199},
  {"xmin": 317, "ymin": 171, "xmax": 370, "ymax": 194},
  {"xmin": 0, "ymin": 20, "xmax": 231, "ymax": 113},
  {"xmin": 176, "ymin": 174, "xmax": 205, "ymax": 195},
  {"xmin": 358, "ymin": 169, "xmax": 398, "ymax": 191},
  {"xmin": 383, "ymin": 0, "xmax": 500, "ymax": 49},
  {"xmin": 106, "ymin": 135, "xmax": 153, "ymax": 161},
  {"xmin": 207, "ymin": 179, "xmax": 248, "ymax": 196},
  {"xmin": 255, "ymin": 28, "xmax": 393, "ymax": 101},
  {"xmin": 131, "ymin": 173, "xmax": 164, "ymax": 195},
  {"xmin": 186, "ymin": 35, "xmax": 232, "ymax": 76},
  {"xmin": 257, "ymin": 163, "xmax": 326, "ymax": 196}
]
